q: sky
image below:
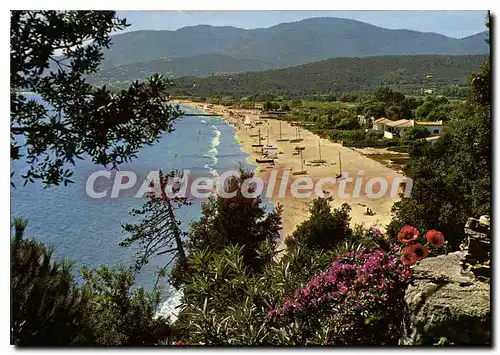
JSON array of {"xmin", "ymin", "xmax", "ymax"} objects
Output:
[{"xmin": 115, "ymin": 10, "xmax": 488, "ymax": 38}]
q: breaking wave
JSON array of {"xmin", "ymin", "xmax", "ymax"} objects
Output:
[
  {"xmin": 203, "ymin": 125, "xmax": 220, "ymax": 177},
  {"xmin": 154, "ymin": 284, "xmax": 184, "ymax": 322}
]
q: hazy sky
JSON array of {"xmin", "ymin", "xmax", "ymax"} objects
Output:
[{"xmin": 115, "ymin": 10, "xmax": 488, "ymax": 38}]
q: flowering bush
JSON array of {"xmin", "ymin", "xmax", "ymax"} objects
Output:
[
  {"xmin": 268, "ymin": 246, "xmax": 412, "ymax": 345},
  {"xmin": 267, "ymin": 226, "xmax": 447, "ymax": 345}
]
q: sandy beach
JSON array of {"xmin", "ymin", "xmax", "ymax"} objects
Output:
[{"xmin": 173, "ymin": 100, "xmax": 405, "ymax": 251}]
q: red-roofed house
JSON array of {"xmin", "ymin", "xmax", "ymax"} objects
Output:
[{"xmin": 372, "ymin": 118, "xmax": 392, "ymax": 131}]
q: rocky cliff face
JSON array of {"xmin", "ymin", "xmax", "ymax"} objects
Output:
[{"xmin": 401, "ymin": 217, "xmax": 491, "ymax": 345}]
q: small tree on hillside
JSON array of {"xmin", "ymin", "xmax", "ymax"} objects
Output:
[
  {"xmin": 335, "ymin": 115, "xmax": 360, "ymax": 130},
  {"xmin": 264, "ymin": 101, "xmax": 274, "ymax": 111},
  {"xmin": 362, "ymin": 102, "xmax": 386, "ymax": 119}
]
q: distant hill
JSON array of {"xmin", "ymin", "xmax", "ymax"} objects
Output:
[
  {"xmin": 169, "ymin": 54, "xmax": 488, "ymax": 97},
  {"xmin": 88, "ymin": 54, "xmax": 274, "ymax": 84},
  {"xmin": 101, "ymin": 25, "xmax": 252, "ymax": 68},
  {"xmin": 99, "ymin": 17, "xmax": 489, "ymax": 73},
  {"xmin": 459, "ymin": 32, "xmax": 491, "ymax": 53}
]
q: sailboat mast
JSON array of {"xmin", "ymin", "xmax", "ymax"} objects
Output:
[
  {"xmin": 267, "ymin": 125, "xmax": 270, "ymax": 146},
  {"xmin": 318, "ymin": 139, "xmax": 322, "ymax": 160},
  {"xmin": 338, "ymin": 151, "xmax": 342, "ymax": 175},
  {"xmin": 258, "ymin": 128, "xmax": 261, "ymax": 145},
  {"xmin": 279, "ymin": 120, "xmax": 282, "ymax": 139},
  {"xmin": 300, "ymin": 150, "xmax": 304, "ymax": 171}
]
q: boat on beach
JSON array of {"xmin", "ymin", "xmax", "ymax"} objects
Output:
[
  {"xmin": 310, "ymin": 138, "xmax": 326, "ymax": 164},
  {"xmin": 277, "ymin": 121, "xmax": 290, "ymax": 142},
  {"xmin": 292, "ymin": 149, "xmax": 307, "ymax": 175},
  {"xmin": 252, "ymin": 128, "xmax": 264, "ymax": 148},
  {"xmin": 256, "ymin": 158, "xmax": 275, "ymax": 164},
  {"xmin": 289, "ymin": 126, "xmax": 303, "ymax": 143}
]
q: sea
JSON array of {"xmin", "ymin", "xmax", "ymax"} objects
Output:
[{"xmin": 10, "ymin": 94, "xmax": 260, "ymax": 319}]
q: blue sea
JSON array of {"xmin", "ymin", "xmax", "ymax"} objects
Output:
[{"xmin": 10, "ymin": 95, "xmax": 258, "ymax": 318}]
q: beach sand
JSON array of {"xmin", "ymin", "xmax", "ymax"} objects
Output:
[{"xmin": 173, "ymin": 100, "xmax": 405, "ymax": 252}]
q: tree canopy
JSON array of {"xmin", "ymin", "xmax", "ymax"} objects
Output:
[
  {"xmin": 10, "ymin": 11, "xmax": 181, "ymax": 187},
  {"xmin": 185, "ymin": 169, "xmax": 282, "ymax": 274}
]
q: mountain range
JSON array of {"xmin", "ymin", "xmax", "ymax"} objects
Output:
[{"xmin": 92, "ymin": 17, "xmax": 489, "ymax": 80}]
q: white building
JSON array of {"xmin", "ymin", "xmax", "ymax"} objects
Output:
[
  {"xmin": 373, "ymin": 118, "xmax": 443, "ymax": 139},
  {"xmin": 415, "ymin": 121, "xmax": 443, "ymax": 136}
]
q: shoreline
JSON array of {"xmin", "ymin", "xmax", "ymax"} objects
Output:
[{"xmin": 173, "ymin": 99, "xmax": 405, "ymax": 251}]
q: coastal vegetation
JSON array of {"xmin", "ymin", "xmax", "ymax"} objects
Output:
[
  {"xmin": 10, "ymin": 11, "xmax": 490, "ymax": 346},
  {"xmin": 189, "ymin": 85, "xmax": 462, "ymax": 155},
  {"xmin": 387, "ymin": 59, "xmax": 491, "ymax": 248}
]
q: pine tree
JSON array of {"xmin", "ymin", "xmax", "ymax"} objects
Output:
[{"xmin": 121, "ymin": 170, "xmax": 189, "ymax": 273}]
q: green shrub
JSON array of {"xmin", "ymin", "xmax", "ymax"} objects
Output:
[{"xmin": 286, "ymin": 198, "xmax": 352, "ymax": 251}]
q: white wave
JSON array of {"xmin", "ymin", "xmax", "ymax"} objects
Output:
[
  {"xmin": 200, "ymin": 119, "xmax": 206, "ymax": 123},
  {"xmin": 211, "ymin": 125, "xmax": 221, "ymax": 148},
  {"xmin": 203, "ymin": 125, "xmax": 220, "ymax": 177},
  {"xmin": 154, "ymin": 284, "xmax": 184, "ymax": 322},
  {"xmin": 203, "ymin": 164, "xmax": 219, "ymax": 177}
]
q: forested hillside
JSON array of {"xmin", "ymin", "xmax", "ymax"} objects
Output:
[{"xmin": 169, "ymin": 54, "xmax": 487, "ymax": 98}]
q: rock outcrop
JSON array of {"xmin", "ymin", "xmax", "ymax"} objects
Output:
[
  {"xmin": 401, "ymin": 217, "xmax": 491, "ymax": 345},
  {"xmin": 461, "ymin": 216, "xmax": 491, "ymax": 281}
]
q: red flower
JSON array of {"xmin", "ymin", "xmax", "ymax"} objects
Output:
[
  {"xmin": 173, "ymin": 340, "xmax": 185, "ymax": 346},
  {"xmin": 400, "ymin": 246, "xmax": 417, "ymax": 266},
  {"xmin": 425, "ymin": 230, "xmax": 445, "ymax": 248},
  {"xmin": 398, "ymin": 225, "xmax": 419, "ymax": 244},
  {"xmin": 411, "ymin": 243, "xmax": 429, "ymax": 261}
]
